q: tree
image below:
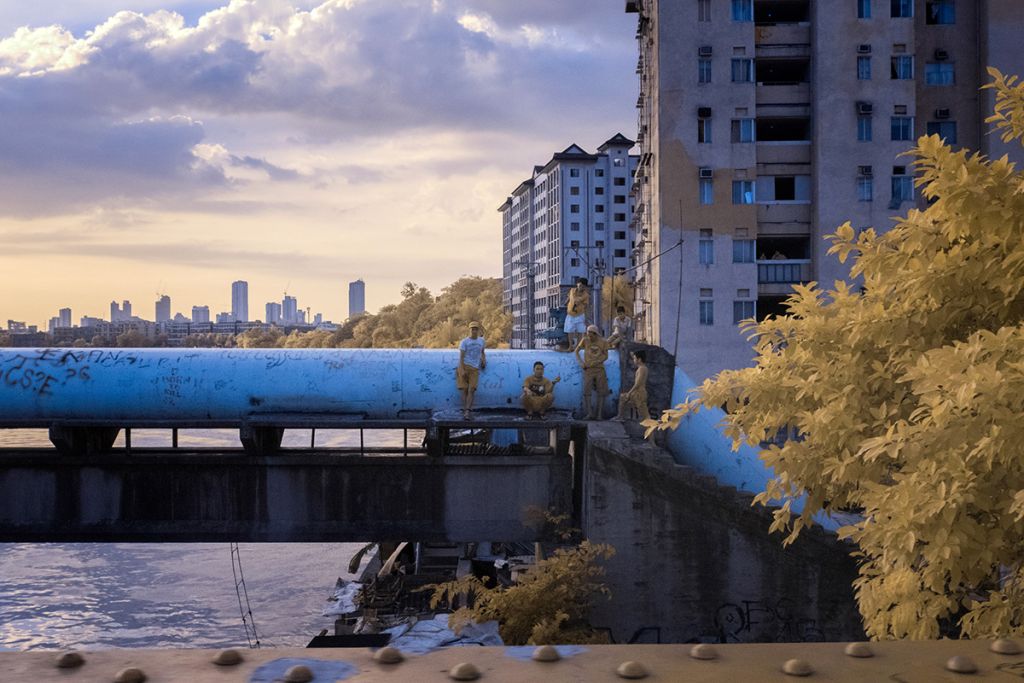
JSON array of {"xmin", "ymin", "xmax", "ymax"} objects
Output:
[
  {"xmin": 651, "ymin": 69, "xmax": 1024, "ymax": 639},
  {"xmin": 601, "ymin": 274, "xmax": 634, "ymax": 321}
]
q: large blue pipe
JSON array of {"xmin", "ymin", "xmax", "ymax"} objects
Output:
[{"xmin": 0, "ymin": 348, "xmax": 620, "ymax": 423}]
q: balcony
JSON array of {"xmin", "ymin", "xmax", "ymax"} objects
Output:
[
  {"xmin": 754, "ymin": 23, "xmax": 810, "ymax": 47},
  {"xmin": 755, "ymin": 141, "xmax": 811, "ymax": 164},
  {"xmin": 758, "ymin": 259, "xmax": 812, "ymax": 294},
  {"xmin": 757, "ymin": 202, "xmax": 811, "ymax": 225},
  {"xmin": 756, "ymin": 83, "xmax": 810, "ymax": 106}
]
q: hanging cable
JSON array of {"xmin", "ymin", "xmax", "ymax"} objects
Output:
[{"xmin": 230, "ymin": 542, "xmax": 261, "ymax": 649}]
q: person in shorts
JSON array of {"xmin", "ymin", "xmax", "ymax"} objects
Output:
[
  {"xmin": 575, "ymin": 324, "xmax": 610, "ymax": 420},
  {"xmin": 563, "ymin": 278, "xmax": 590, "ymax": 350},
  {"xmin": 521, "ymin": 361, "xmax": 561, "ymax": 418},
  {"xmin": 613, "ymin": 349, "xmax": 650, "ymax": 422},
  {"xmin": 457, "ymin": 321, "xmax": 486, "ymax": 418},
  {"xmin": 606, "ymin": 306, "xmax": 633, "ymax": 349}
]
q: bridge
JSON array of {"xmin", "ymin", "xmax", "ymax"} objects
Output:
[{"xmin": 0, "ymin": 348, "xmax": 611, "ymax": 542}]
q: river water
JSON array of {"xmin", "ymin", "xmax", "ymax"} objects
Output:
[{"xmin": 0, "ymin": 428, "xmax": 410, "ymax": 651}]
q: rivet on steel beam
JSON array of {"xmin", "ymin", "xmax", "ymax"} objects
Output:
[
  {"xmin": 373, "ymin": 646, "xmax": 404, "ymax": 664},
  {"xmin": 449, "ymin": 662, "xmax": 481, "ymax": 680},
  {"xmin": 992, "ymin": 638, "xmax": 1022, "ymax": 655},
  {"xmin": 616, "ymin": 660, "xmax": 649, "ymax": 679},
  {"xmin": 212, "ymin": 649, "xmax": 243, "ymax": 666},
  {"xmin": 782, "ymin": 658, "xmax": 814, "ymax": 677},
  {"xmin": 689, "ymin": 644, "xmax": 718, "ymax": 660},
  {"xmin": 55, "ymin": 652, "xmax": 85, "ymax": 669},
  {"xmin": 284, "ymin": 664, "xmax": 314, "ymax": 682},
  {"xmin": 945, "ymin": 655, "xmax": 977, "ymax": 674},
  {"xmin": 532, "ymin": 645, "xmax": 560, "ymax": 662},
  {"xmin": 844, "ymin": 642, "xmax": 874, "ymax": 658},
  {"xmin": 113, "ymin": 668, "xmax": 147, "ymax": 683}
]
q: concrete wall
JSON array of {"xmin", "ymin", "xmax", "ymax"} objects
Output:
[{"xmin": 584, "ymin": 425, "xmax": 863, "ymax": 644}]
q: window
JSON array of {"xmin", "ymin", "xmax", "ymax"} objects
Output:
[
  {"xmin": 891, "ymin": 116, "xmax": 914, "ymax": 140},
  {"xmin": 613, "ymin": 195, "xmax": 626, "ymax": 204},
  {"xmin": 925, "ymin": 62, "xmax": 954, "ymax": 85},
  {"xmin": 733, "ymin": 239, "xmax": 756, "ymax": 263},
  {"xmin": 700, "ymin": 178, "xmax": 714, "ymax": 204},
  {"xmin": 699, "ymin": 58, "xmax": 712, "ymax": 83},
  {"xmin": 891, "ymin": 0, "xmax": 912, "ymax": 17},
  {"xmin": 891, "ymin": 55, "xmax": 914, "ymax": 79},
  {"xmin": 857, "ymin": 56, "xmax": 871, "ymax": 80},
  {"xmin": 732, "ymin": 0, "xmax": 753, "ymax": 21},
  {"xmin": 857, "ymin": 115, "xmax": 873, "ymax": 141},
  {"xmin": 595, "ymin": 169, "xmax": 605, "ymax": 177},
  {"xmin": 614, "ymin": 177, "xmax": 626, "ymax": 186},
  {"xmin": 613, "ymin": 213, "xmax": 626, "ymax": 222},
  {"xmin": 595, "ymin": 204, "xmax": 605, "ymax": 213},
  {"xmin": 570, "ymin": 258, "xmax": 580, "ymax": 267},
  {"xmin": 698, "ymin": 117, "xmax": 712, "ymax": 143},
  {"xmin": 699, "ymin": 0, "xmax": 712, "ymax": 21},
  {"xmin": 731, "ymin": 58, "xmax": 754, "ymax": 83},
  {"xmin": 593, "ymin": 187, "xmax": 604, "ymax": 196},
  {"xmin": 614, "ymin": 249, "xmax": 627, "ymax": 258},
  {"xmin": 731, "ymin": 118, "xmax": 755, "ymax": 142},
  {"xmin": 926, "ymin": 121, "xmax": 957, "ymax": 144},
  {"xmin": 926, "ymin": 0, "xmax": 955, "ymax": 24},
  {"xmin": 892, "ymin": 167, "xmax": 914, "ymax": 205},
  {"xmin": 614, "ymin": 230, "xmax": 627, "ymax": 239},
  {"xmin": 699, "ymin": 230, "xmax": 714, "ymax": 265},
  {"xmin": 570, "ymin": 168, "xmax": 580, "ymax": 177},
  {"xmin": 699, "ymin": 301, "xmax": 714, "ymax": 325},
  {"xmin": 596, "ymin": 240, "xmax": 605, "ymax": 248},
  {"xmin": 733, "ymin": 300, "xmax": 755, "ymax": 324},
  {"xmin": 858, "ymin": 0, "xmax": 871, "ymax": 18},
  {"xmin": 570, "ymin": 204, "xmax": 580, "ymax": 213},
  {"xmin": 732, "ymin": 180, "xmax": 755, "ymax": 204},
  {"xmin": 570, "ymin": 240, "xmax": 580, "ymax": 248},
  {"xmin": 570, "ymin": 221, "xmax": 580, "ymax": 231},
  {"xmin": 857, "ymin": 177, "xmax": 874, "ymax": 201},
  {"xmin": 595, "ymin": 222, "xmax": 605, "ymax": 230},
  {"xmin": 773, "ymin": 176, "xmax": 796, "ymax": 201},
  {"xmin": 570, "ymin": 186, "xmax": 580, "ymax": 195}
]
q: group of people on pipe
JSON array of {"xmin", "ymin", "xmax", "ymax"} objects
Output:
[{"xmin": 455, "ymin": 320, "xmax": 650, "ymax": 422}]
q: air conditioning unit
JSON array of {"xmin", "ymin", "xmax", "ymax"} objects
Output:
[
  {"xmin": 858, "ymin": 165, "xmax": 873, "ymax": 177},
  {"xmin": 697, "ymin": 106, "xmax": 712, "ymax": 118},
  {"xmin": 698, "ymin": 167, "xmax": 714, "ymax": 179},
  {"xmin": 857, "ymin": 44, "xmax": 872, "ymax": 54},
  {"xmin": 934, "ymin": 107, "xmax": 951, "ymax": 119},
  {"xmin": 856, "ymin": 101, "xmax": 874, "ymax": 115},
  {"xmin": 698, "ymin": 45, "xmax": 713, "ymax": 57},
  {"xmin": 934, "ymin": 48, "xmax": 949, "ymax": 61}
]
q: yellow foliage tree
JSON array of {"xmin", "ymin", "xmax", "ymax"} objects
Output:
[
  {"xmin": 650, "ymin": 69, "xmax": 1024, "ymax": 639},
  {"xmin": 427, "ymin": 541, "xmax": 615, "ymax": 645},
  {"xmin": 601, "ymin": 274, "xmax": 634, "ymax": 322}
]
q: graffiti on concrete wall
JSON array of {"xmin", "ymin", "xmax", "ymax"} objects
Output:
[{"xmin": 714, "ymin": 599, "xmax": 826, "ymax": 643}]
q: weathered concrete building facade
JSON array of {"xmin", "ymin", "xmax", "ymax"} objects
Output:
[{"xmin": 627, "ymin": 0, "xmax": 1024, "ymax": 383}]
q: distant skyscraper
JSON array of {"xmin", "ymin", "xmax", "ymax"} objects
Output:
[
  {"xmin": 348, "ymin": 279, "xmax": 365, "ymax": 319},
  {"xmin": 192, "ymin": 305, "xmax": 210, "ymax": 324},
  {"xmin": 122, "ymin": 300, "xmax": 132, "ymax": 320},
  {"xmin": 282, "ymin": 295, "xmax": 298, "ymax": 324},
  {"xmin": 48, "ymin": 316, "xmax": 60, "ymax": 332},
  {"xmin": 110, "ymin": 300, "xmax": 120, "ymax": 322},
  {"xmin": 155, "ymin": 295, "xmax": 171, "ymax": 323},
  {"xmin": 266, "ymin": 302, "xmax": 282, "ymax": 325},
  {"xmin": 215, "ymin": 312, "xmax": 234, "ymax": 324},
  {"xmin": 231, "ymin": 280, "xmax": 249, "ymax": 322},
  {"xmin": 58, "ymin": 308, "xmax": 71, "ymax": 328}
]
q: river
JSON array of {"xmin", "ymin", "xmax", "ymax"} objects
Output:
[{"xmin": 0, "ymin": 427, "xmax": 404, "ymax": 650}]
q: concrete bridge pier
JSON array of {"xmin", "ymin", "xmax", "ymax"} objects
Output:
[{"xmin": 48, "ymin": 425, "xmax": 120, "ymax": 456}]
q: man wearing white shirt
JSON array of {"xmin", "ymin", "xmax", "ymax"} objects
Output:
[{"xmin": 457, "ymin": 321, "xmax": 486, "ymax": 418}]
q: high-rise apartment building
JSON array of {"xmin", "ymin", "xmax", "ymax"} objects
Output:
[
  {"xmin": 499, "ymin": 134, "xmax": 639, "ymax": 348},
  {"xmin": 122, "ymin": 300, "xmax": 132, "ymax": 320},
  {"xmin": 231, "ymin": 280, "xmax": 249, "ymax": 322},
  {"xmin": 348, "ymin": 279, "xmax": 366, "ymax": 319},
  {"xmin": 282, "ymin": 295, "xmax": 298, "ymax": 324},
  {"xmin": 266, "ymin": 302, "xmax": 282, "ymax": 325},
  {"xmin": 155, "ymin": 295, "xmax": 171, "ymax": 323},
  {"xmin": 191, "ymin": 305, "xmax": 210, "ymax": 324},
  {"xmin": 110, "ymin": 300, "xmax": 120, "ymax": 323},
  {"xmin": 627, "ymin": 0, "xmax": 1024, "ymax": 383},
  {"xmin": 58, "ymin": 308, "xmax": 71, "ymax": 328}
]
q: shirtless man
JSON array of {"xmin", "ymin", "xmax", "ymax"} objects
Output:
[
  {"xmin": 521, "ymin": 361, "xmax": 561, "ymax": 419},
  {"xmin": 563, "ymin": 278, "xmax": 590, "ymax": 350},
  {"xmin": 614, "ymin": 350, "xmax": 650, "ymax": 421},
  {"xmin": 575, "ymin": 324, "xmax": 610, "ymax": 420},
  {"xmin": 456, "ymin": 321, "xmax": 486, "ymax": 418}
]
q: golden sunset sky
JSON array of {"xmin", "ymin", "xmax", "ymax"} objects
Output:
[{"xmin": 0, "ymin": 0, "xmax": 635, "ymax": 326}]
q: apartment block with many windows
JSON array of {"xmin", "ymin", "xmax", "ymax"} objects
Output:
[
  {"xmin": 626, "ymin": 0, "xmax": 1024, "ymax": 383},
  {"xmin": 499, "ymin": 135, "xmax": 639, "ymax": 349}
]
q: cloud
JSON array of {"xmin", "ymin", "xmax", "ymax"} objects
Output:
[{"xmin": 0, "ymin": 0, "xmax": 635, "ymax": 216}]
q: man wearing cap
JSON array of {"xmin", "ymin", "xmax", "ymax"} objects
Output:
[
  {"xmin": 575, "ymin": 324, "xmax": 610, "ymax": 420},
  {"xmin": 457, "ymin": 321, "xmax": 486, "ymax": 418},
  {"xmin": 563, "ymin": 278, "xmax": 590, "ymax": 351}
]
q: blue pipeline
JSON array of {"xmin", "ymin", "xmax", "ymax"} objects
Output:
[
  {"xmin": 664, "ymin": 367, "xmax": 850, "ymax": 533},
  {"xmin": 0, "ymin": 348, "xmax": 619, "ymax": 422}
]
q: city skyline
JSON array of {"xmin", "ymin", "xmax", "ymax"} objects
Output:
[{"xmin": 0, "ymin": 1, "xmax": 637, "ymax": 326}]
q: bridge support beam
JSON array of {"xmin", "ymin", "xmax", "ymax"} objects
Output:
[{"xmin": 48, "ymin": 426, "xmax": 119, "ymax": 456}]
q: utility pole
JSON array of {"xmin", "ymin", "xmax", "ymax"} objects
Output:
[
  {"xmin": 512, "ymin": 260, "xmax": 539, "ymax": 349},
  {"xmin": 591, "ymin": 257, "xmax": 607, "ymax": 334}
]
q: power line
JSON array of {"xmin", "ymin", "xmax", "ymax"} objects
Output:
[{"xmin": 230, "ymin": 542, "xmax": 261, "ymax": 649}]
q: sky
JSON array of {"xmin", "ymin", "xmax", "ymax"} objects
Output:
[{"xmin": 0, "ymin": 0, "xmax": 638, "ymax": 326}]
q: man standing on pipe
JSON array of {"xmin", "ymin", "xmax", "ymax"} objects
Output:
[
  {"xmin": 457, "ymin": 321, "xmax": 486, "ymax": 419},
  {"xmin": 575, "ymin": 324, "xmax": 610, "ymax": 420}
]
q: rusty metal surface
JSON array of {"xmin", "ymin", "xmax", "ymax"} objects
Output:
[{"xmin": 3, "ymin": 640, "xmax": 1023, "ymax": 681}]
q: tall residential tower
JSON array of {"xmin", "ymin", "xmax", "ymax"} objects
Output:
[
  {"xmin": 231, "ymin": 280, "xmax": 249, "ymax": 322},
  {"xmin": 348, "ymin": 279, "xmax": 365, "ymax": 319}
]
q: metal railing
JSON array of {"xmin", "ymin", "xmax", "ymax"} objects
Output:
[{"xmin": 757, "ymin": 259, "xmax": 811, "ymax": 284}]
